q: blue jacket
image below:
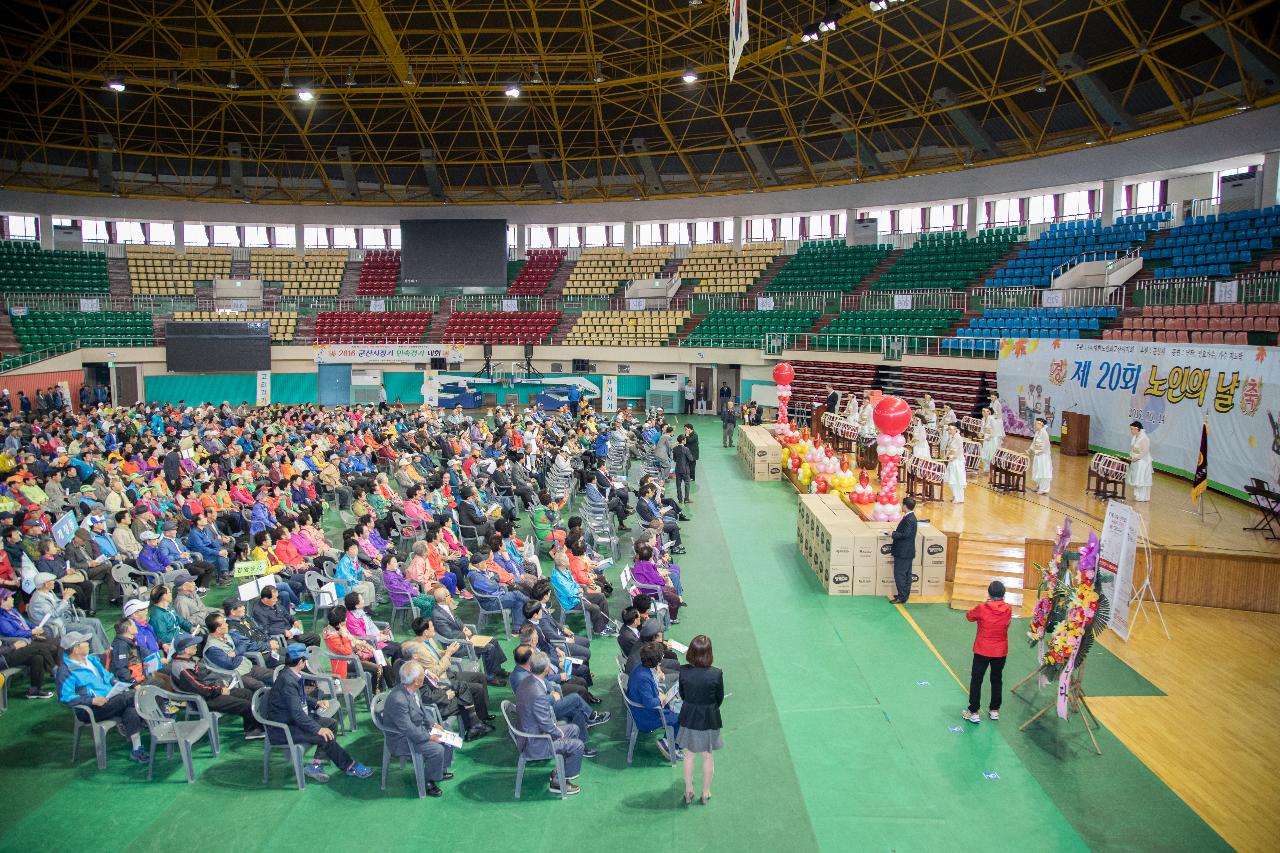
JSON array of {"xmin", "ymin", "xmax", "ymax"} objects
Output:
[
  {"xmin": 335, "ymin": 554, "xmax": 363, "ymax": 597},
  {"xmin": 249, "ymin": 502, "xmax": 277, "ymax": 536},
  {"xmin": 57, "ymin": 654, "xmax": 119, "ymax": 707},
  {"xmin": 624, "ymin": 664, "xmax": 669, "ymax": 733},
  {"xmin": 138, "ymin": 543, "xmax": 175, "ymax": 575},
  {"xmin": 158, "ymin": 535, "xmax": 194, "ymax": 565},
  {"xmin": 187, "ymin": 526, "xmax": 222, "ymax": 561},
  {"xmin": 466, "ymin": 569, "xmax": 503, "ymax": 606},
  {"xmin": 0, "ymin": 608, "xmax": 34, "ymax": 638},
  {"xmin": 550, "ymin": 567, "xmax": 581, "ymax": 610}
]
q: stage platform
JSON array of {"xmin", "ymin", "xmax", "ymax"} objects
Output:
[{"xmin": 781, "ymin": 443, "xmax": 1280, "ymax": 614}]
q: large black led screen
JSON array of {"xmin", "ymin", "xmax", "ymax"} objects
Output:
[
  {"xmin": 400, "ymin": 218, "xmax": 507, "ymax": 290},
  {"xmin": 165, "ymin": 321, "xmax": 271, "ymax": 372}
]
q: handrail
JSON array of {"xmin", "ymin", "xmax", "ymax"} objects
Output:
[
  {"xmin": 0, "ymin": 336, "xmax": 158, "ymax": 374},
  {"xmin": 1133, "ymin": 271, "xmax": 1280, "ymax": 306},
  {"xmin": 673, "ymin": 330, "xmax": 1003, "ymax": 359},
  {"xmin": 977, "ymin": 284, "xmax": 1126, "ymax": 309}
]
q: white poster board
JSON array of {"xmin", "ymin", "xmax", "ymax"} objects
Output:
[
  {"xmin": 421, "ymin": 370, "xmax": 440, "ymax": 406},
  {"xmin": 627, "ymin": 298, "xmax": 646, "ymax": 311},
  {"xmin": 79, "ymin": 298, "xmax": 101, "ymax": 312},
  {"xmin": 1213, "ymin": 280, "xmax": 1238, "ymax": 304},
  {"xmin": 1041, "ymin": 290, "xmax": 1065, "ymax": 308},
  {"xmin": 893, "ymin": 294, "xmax": 913, "ymax": 310},
  {"xmin": 601, "ymin": 375, "xmax": 618, "ymax": 413},
  {"xmin": 368, "ymin": 298, "xmax": 386, "ymax": 312},
  {"xmin": 1097, "ymin": 500, "xmax": 1139, "ymax": 640},
  {"xmin": 756, "ymin": 296, "xmax": 776, "ymax": 311},
  {"xmin": 501, "ymin": 298, "xmax": 518, "ymax": 313},
  {"xmin": 255, "ymin": 370, "xmax": 271, "ymax": 406}
]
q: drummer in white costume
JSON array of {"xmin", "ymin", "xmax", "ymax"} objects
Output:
[
  {"xmin": 910, "ymin": 414, "xmax": 931, "ymax": 460},
  {"xmin": 843, "ymin": 392, "xmax": 860, "ymax": 425},
  {"xmin": 989, "ymin": 393, "xmax": 1004, "ymax": 423},
  {"xmin": 919, "ymin": 393, "xmax": 937, "ymax": 425},
  {"xmin": 939, "ymin": 402, "xmax": 957, "ymax": 429},
  {"xmin": 858, "ymin": 398, "xmax": 877, "ymax": 438},
  {"xmin": 1030, "ymin": 416, "xmax": 1052, "ymax": 494},
  {"xmin": 978, "ymin": 405, "xmax": 1004, "ymax": 473},
  {"xmin": 943, "ymin": 423, "xmax": 966, "ymax": 503},
  {"xmin": 1127, "ymin": 420, "xmax": 1153, "ymax": 502}
]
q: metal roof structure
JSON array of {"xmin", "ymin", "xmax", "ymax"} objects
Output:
[{"xmin": 0, "ymin": 0, "xmax": 1275, "ymax": 205}]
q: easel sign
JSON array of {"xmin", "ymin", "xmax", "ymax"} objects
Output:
[
  {"xmin": 237, "ymin": 573, "xmax": 276, "ymax": 603},
  {"xmin": 233, "ymin": 558, "xmax": 268, "ymax": 579},
  {"xmin": 1097, "ymin": 501, "xmax": 1138, "ymax": 640}
]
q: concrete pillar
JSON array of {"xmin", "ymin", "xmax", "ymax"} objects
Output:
[
  {"xmin": 965, "ymin": 197, "xmax": 979, "ymax": 238},
  {"xmin": 294, "ymin": 223, "xmax": 305, "ymax": 257},
  {"xmin": 1100, "ymin": 179, "xmax": 1123, "ymax": 226},
  {"xmin": 173, "ymin": 220, "xmax": 186, "ymax": 254},
  {"xmin": 517, "ymin": 224, "xmax": 528, "ymax": 256},
  {"xmin": 37, "ymin": 212, "xmax": 54, "ymax": 250},
  {"xmin": 1261, "ymin": 150, "xmax": 1280, "ymax": 208},
  {"xmin": 732, "ymin": 215, "xmax": 744, "ymax": 251},
  {"xmin": 844, "ymin": 209, "xmax": 857, "ymax": 245},
  {"xmin": 623, "ymin": 221, "xmax": 634, "ymax": 253}
]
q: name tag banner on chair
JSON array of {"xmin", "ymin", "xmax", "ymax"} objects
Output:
[
  {"xmin": 79, "ymin": 297, "xmax": 101, "ymax": 312},
  {"xmin": 1213, "ymin": 280, "xmax": 1238, "ymax": 304},
  {"xmin": 996, "ymin": 338, "xmax": 1276, "ymax": 497},
  {"xmin": 892, "ymin": 294, "xmax": 913, "ymax": 310},
  {"xmin": 1041, "ymin": 290, "xmax": 1065, "ymax": 308},
  {"xmin": 233, "ymin": 558, "xmax": 268, "ymax": 579},
  {"xmin": 627, "ymin": 298, "xmax": 646, "ymax": 311},
  {"xmin": 756, "ymin": 296, "xmax": 775, "ymax": 311},
  {"xmin": 313, "ymin": 344, "xmax": 466, "ymax": 364},
  {"xmin": 501, "ymin": 298, "xmax": 518, "ymax": 312},
  {"xmin": 368, "ymin": 298, "xmax": 386, "ymax": 312}
]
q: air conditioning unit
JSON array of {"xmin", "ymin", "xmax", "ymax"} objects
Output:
[
  {"xmin": 646, "ymin": 390, "xmax": 679, "ymax": 411},
  {"xmin": 550, "ymin": 362, "xmax": 564, "ymax": 372}
]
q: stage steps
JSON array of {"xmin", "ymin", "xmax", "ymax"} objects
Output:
[{"xmin": 949, "ymin": 535, "xmax": 1026, "ymax": 611}]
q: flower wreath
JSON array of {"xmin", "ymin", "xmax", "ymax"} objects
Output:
[
  {"xmin": 1027, "ymin": 518, "xmax": 1071, "ymax": 644},
  {"xmin": 1042, "ymin": 531, "xmax": 1106, "ymax": 674}
]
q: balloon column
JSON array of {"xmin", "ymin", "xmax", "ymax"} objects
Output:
[
  {"xmin": 772, "ymin": 362, "xmax": 795, "ymax": 424},
  {"xmin": 870, "ymin": 395, "xmax": 912, "ymax": 521}
]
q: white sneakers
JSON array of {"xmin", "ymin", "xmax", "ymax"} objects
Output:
[
  {"xmin": 962, "ymin": 710, "xmax": 981, "ymax": 724},
  {"xmin": 989, "ymin": 709, "xmax": 1000, "ymax": 720}
]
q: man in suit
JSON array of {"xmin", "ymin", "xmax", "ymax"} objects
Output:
[
  {"xmin": 824, "ymin": 385, "xmax": 839, "ymax": 412},
  {"xmin": 623, "ymin": 616, "xmax": 680, "ymax": 677},
  {"xmin": 264, "ymin": 643, "xmax": 372, "ymax": 783},
  {"xmin": 457, "ymin": 486, "xmax": 496, "ymax": 543},
  {"xmin": 509, "ymin": 644, "xmax": 608, "ymax": 744},
  {"xmin": 430, "ymin": 587, "xmax": 509, "ymax": 684},
  {"xmin": 515, "ymin": 650, "xmax": 587, "ymax": 796},
  {"xmin": 886, "ymin": 496, "xmax": 918, "ymax": 604},
  {"xmin": 682, "ymin": 424, "xmax": 699, "ymax": 483},
  {"xmin": 616, "ymin": 607, "xmax": 643, "ymax": 658},
  {"xmin": 382, "ymin": 660, "xmax": 454, "ymax": 797},
  {"xmin": 720, "ymin": 401, "xmax": 738, "ymax": 448}
]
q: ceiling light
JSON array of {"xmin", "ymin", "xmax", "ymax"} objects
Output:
[
  {"xmin": 104, "ymin": 74, "xmax": 125, "ymax": 92},
  {"xmin": 345, "ymin": 66, "xmax": 355, "ymax": 87},
  {"xmin": 819, "ymin": 16, "xmax": 838, "ymax": 32},
  {"xmin": 226, "ymin": 69, "xmax": 240, "ymax": 90},
  {"xmin": 1034, "ymin": 71, "xmax": 1047, "ymax": 94},
  {"xmin": 688, "ymin": 0, "xmax": 703, "ymax": 6},
  {"xmin": 801, "ymin": 24, "xmax": 821, "ymax": 42},
  {"xmin": 458, "ymin": 65, "xmax": 470, "ymax": 84},
  {"xmin": 593, "ymin": 62, "xmax": 606, "ymax": 84},
  {"xmin": 403, "ymin": 65, "xmax": 415, "ymax": 85},
  {"xmin": 297, "ymin": 88, "xmax": 314, "ymax": 102},
  {"xmin": 681, "ymin": 69, "xmax": 699, "ymax": 84},
  {"xmin": 505, "ymin": 84, "xmax": 522, "ymax": 97},
  {"xmin": 281, "ymin": 66, "xmax": 293, "ymax": 88},
  {"xmin": 531, "ymin": 65, "xmax": 543, "ymax": 84}
]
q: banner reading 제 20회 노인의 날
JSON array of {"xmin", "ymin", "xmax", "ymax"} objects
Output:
[{"xmin": 995, "ymin": 338, "xmax": 1276, "ymax": 496}]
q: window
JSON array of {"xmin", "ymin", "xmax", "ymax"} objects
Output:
[
  {"xmin": 1027, "ymin": 194, "xmax": 1054, "ymax": 224},
  {"xmin": 303, "ymin": 226, "xmax": 328, "ymax": 248},
  {"xmin": 528, "ymin": 226, "xmax": 552, "ymax": 249},
  {"xmin": 81, "ymin": 219, "xmax": 109, "ymax": 243},
  {"xmin": 389, "ymin": 227, "xmax": 401, "ymax": 248},
  {"xmin": 243, "ymin": 226, "xmax": 270, "ymax": 247},
  {"xmin": 1130, "ymin": 180, "xmax": 1160, "ymax": 212},
  {"xmin": 360, "ymin": 227, "xmax": 385, "ymax": 249},
  {"xmin": 52, "ymin": 217, "xmax": 72, "ymax": 227},
  {"xmin": 807, "ymin": 215, "xmax": 832, "ymax": 239},
  {"xmin": 834, "ymin": 212, "xmax": 847, "ymax": 236},
  {"xmin": 183, "ymin": 223, "xmax": 209, "ymax": 246},
  {"xmin": 5, "ymin": 215, "xmax": 37, "ymax": 240},
  {"xmin": 990, "ymin": 198, "xmax": 1017, "ymax": 225},
  {"xmin": 777, "ymin": 216, "xmax": 801, "ymax": 241},
  {"xmin": 149, "ymin": 222, "xmax": 175, "ymax": 245},
  {"xmin": 637, "ymin": 223, "xmax": 662, "ymax": 246},
  {"xmin": 745, "ymin": 217, "xmax": 774, "ymax": 241},
  {"xmin": 273, "ymin": 226, "xmax": 296, "ymax": 248},
  {"xmin": 583, "ymin": 224, "xmax": 608, "ymax": 247},
  {"xmin": 1061, "ymin": 190, "xmax": 1091, "ymax": 219},
  {"xmin": 897, "ymin": 208, "xmax": 923, "ymax": 233},
  {"xmin": 860, "ymin": 209, "xmax": 889, "ymax": 233},
  {"xmin": 115, "ymin": 221, "xmax": 145, "ymax": 244},
  {"xmin": 211, "ymin": 225, "xmax": 239, "ymax": 246},
  {"xmin": 555, "ymin": 226, "xmax": 580, "ymax": 248},
  {"xmin": 929, "ymin": 205, "xmax": 955, "ymax": 230},
  {"xmin": 332, "ymin": 226, "xmax": 356, "ymax": 248},
  {"xmin": 507, "ymin": 224, "xmax": 518, "ymax": 250}
]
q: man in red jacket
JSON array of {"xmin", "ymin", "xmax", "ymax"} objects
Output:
[{"xmin": 963, "ymin": 580, "xmax": 1012, "ymax": 724}]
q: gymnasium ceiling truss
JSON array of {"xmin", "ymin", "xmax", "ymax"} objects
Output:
[{"xmin": 0, "ymin": 0, "xmax": 1275, "ymax": 206}]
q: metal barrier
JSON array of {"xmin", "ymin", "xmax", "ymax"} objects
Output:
[
  {"xmin": 976, "ymin": 284, "xmax": 1124, "ymax": 309},
  {"xmin": 1133, "ymin": 271, "xmax": 1280, "ymax": 306},
  {"xmin": 857, "ymin": 290, "xmax": 969, "ymax": 311},
  {"xmin": 674, "ymin": 331, "xmax": 1002, "ymax": 360}
]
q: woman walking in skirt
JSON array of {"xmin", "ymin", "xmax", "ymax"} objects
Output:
[
  {"xmin": 1030, "ymin": 416, "xmax": 1053, "ymax": 494},
  {"xmin": 678, "ymin": 634, "xmax": 724, "ymax": 805}
]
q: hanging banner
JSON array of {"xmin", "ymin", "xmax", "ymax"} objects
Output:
[
  {"xmin": 997, "ymin": 339, "xmax": 1276, "ymax": 498},
  {"xmin": 601, "ymin": 375, "xmax": 618, "ymax": 413},
  {"xmin": 728, "ymin": 0, "xmax": 749, "ymax": 81},
  {"xmin": 1041, "ymin": 290, "xmax": 1065, "ymax": 308},
  {"xmin": 1213, "ymin": 280, "xmax": 1238, "ymax": 304},
  {"xmin": 313, "ymin": 343, "xmax": 465, "ymax": 364},
  {"xmin": 255, "ymin": 370, "xmax": 271, "ymax": 406},
  {"xmin": 1097, "ymin": 500, "xmax": 1139, "ymax": 641},
  {"xmin": 368, "ymin": 298, "xmax": 386, "ymax": 312},
  {"xmin": 501, "ymin": 299, "xmax": 518, "ymax": 312},
  {"xmin": 627, "ymin": 298, "xmax": 646, "ymax": 311},
  {"xmin": 756, "ymin": 296, "xmax": 775, "ymax": 311},
  {"xmin": 892, "ymin": 294, "xmax": 913, "ymax": 310},
  {"xmin": 421, "ymin": 370, "xmax": 440, "ymax": 406},
  {"xmin": 79, "ymin": 298, "xmax": 101, "ymax": 312}
]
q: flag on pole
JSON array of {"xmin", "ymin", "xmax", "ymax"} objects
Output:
[
  {"xmin": 1190, "ymin": 419, "xmax": 1208, "ymax": 502},
  {"xmin": 728, "ymin": 0, "xmax": 749, "ymax": 81}
]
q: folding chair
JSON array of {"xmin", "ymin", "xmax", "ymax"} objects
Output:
[{"xmin": 500, "ymin": 699, "xmax": 569, "ymax": 800}]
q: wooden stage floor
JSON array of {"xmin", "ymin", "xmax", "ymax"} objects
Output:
[{"xmin": 905, "ymin": 445, "xmax": 1279, "ymax": 558}]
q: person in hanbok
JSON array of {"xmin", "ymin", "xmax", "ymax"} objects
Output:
[
  {"xmin": 979, "ymin": 406, "xmax": 1003, "ymax": 473},
  {"xmin": 1127, "ymin": 420, "xmax": 1152, "ymax": 502},
  {"xmin": 919, "ymin": 394, "xmax": 937, "ymax": 426},
  {"xmin": 858, "ymin": 398, "xmax": 877, "ymax": 439},
  {"xmin": 910, "ymin": 415, "xmax": 931, "ymax": 460},
  {"xmin": 944, "ymin": 423, "xmax": 966, "ymax": 504},
  {"xmin": 989, "ymin": 393, "xmax": 1004, "ymax": 423},
  {"xmin": 1030, "ymin": 416, "xmax": 1052, "ymax": 494},
  {"xmin": 843, "ymin": 393, "xmax": 860, "ymax": 425},
  {"xmin": 939, "ymin": 403, "xmax": 957, "ymax": 429}
]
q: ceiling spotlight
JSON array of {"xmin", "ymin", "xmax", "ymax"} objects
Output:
[
  {"xmin": 226, "ymin": 69, "xmax": 240, "ymax": 90},
  {"xmin": 531, "ymin": 65, "xmax": 543, "ymax": 84},
  {"xmin": 1034, "ymin": 71, "xmax": 1047, "ymax": 94},
  {"xmin": 1236, "ymin": 101, "xmax": 1250, "ymax": 111},
  {"xmin": 344, "ymin": 66, "xmax": 355, "ymax": 87},
  {"xmin": 281, "ymin": 66, "xmax": 292, "ymax": 88},
  {"xmin": 297, "ymin": 88, "xmax": 314, "ymax": 102},
  {"xmin": 681, "ymin": 69, "xmax": 699, "ymax": 83},
  {"xmin": 459, "ymin": 65, "xmax": 470, "ymax": 84},
  {"xmin": 403, "ymin": 65, "xmax": 415, "ymax": 85},
  {"xmin": 505, "ymin": 83, "xmax": 522, "ymax": 97},
  {"xmin": 688, "ymin": 0, "xmax": 703, "ymax": 6},
  {"xmin": 104, "ymin": 74, "xmax": 125, "ymax": 92},
  {"xmin": 819, "ymin": 15, "xmax": 838, "ymax": 32},
  {"xmin": 593, "ymin": 62, "xmax": 606, "ymax": 84}
]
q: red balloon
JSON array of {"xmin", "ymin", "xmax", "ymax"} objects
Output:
[
  {"xmin": 872, "ymin": 395, "xmax": 912, "ymax": 436},
  {"xmin": 790, "ymin": 455, "xmax": 802, "ymax": 470},
  {"xmin": 878, "ymin": 454, "xmax": 891, "ymax": 464},
  {"xmin": 824, "ymin": 447, "xmax": 834, "ymax": 458},
  {"xmin": 772, "ymin": 363, "xmax": 795, "ymax": 385},
  {"xmin": 815, "ymin": 477, "xmax": 829, "ymax": 494}
]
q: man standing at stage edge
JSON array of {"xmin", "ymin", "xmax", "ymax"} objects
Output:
[
  {"xmin": 887, "ymin": 496, "xmax": 917, "ymax": 604},
  {"xmin": 721, "ymin": 401, "xmax": 738, "ymax": 448}
]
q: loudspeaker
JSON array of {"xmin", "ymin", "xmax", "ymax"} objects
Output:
[
  {"xmin": 524, "ymin": 344, "xmax": 534, "ymax": 360},
  {"xmin": 430, "ymin": 357, "xmax": 447, "ymax": 370},
  {"xmin": 483, "ymin": 344, "xmax": 493, "ymax": 359}
]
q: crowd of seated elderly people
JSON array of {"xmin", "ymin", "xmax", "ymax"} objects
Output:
[{"xmin": 0, "ymin": 394, "xmax": 709, "ymax": 796}]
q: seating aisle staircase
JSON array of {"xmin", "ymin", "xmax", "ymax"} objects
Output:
[
  {"xmin": 0, "ymin": 314, "xmax": 20, "ymax": 357},
  {"xmin": 850, "ymin": 249, "xmax": 904, "ymax": 301},
  {"xmin": 338, "ymin": 260, "xmax": 362, "ymax": 299},
  {"xmin": 950, "ymin": 536, "xmax": 1026, "ymax": 611},
  {"xmin": 107, "ymin": 257, "xmax": 134, "ymax": 310},
  {"xmin": 424, "ymin": 311, "xmax": 452, "ymax": 343},
  {"xmin": 745, "ymin": 255, "xmax": 792, "ymax": 300}
]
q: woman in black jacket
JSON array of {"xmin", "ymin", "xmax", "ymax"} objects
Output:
[{"xmin": 676, "ymin": 634, "xmax": 724, "ymax": 805}]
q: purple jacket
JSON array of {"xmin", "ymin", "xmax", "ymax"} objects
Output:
[
  {"xmin": 632, "ymin": 559, "xmax": 666, "ymax": 590},
  {"xmin": 382, "ymin": 569, "xmax": 416, "ymax": 608}
]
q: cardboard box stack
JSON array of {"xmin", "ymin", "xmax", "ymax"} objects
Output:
[
  {"xmin": 737, "ymin": 425, "xmax": 783, "ymax": 481},
  {"xmin": 797, "ymin": 494, "xmax": 948, "ymax": 597}
]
